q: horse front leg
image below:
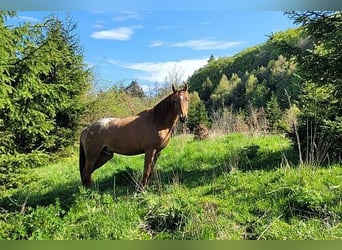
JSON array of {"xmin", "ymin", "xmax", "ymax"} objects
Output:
[{"xmin": 141, "ymin": 149, "xmax": 157, "ymax": 188}]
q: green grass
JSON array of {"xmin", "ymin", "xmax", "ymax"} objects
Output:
[{"xmin": 0, "ymin": 133, "xmax": 341, "ymax": 239}]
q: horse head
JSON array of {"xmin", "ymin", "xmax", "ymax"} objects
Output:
[{"xmin": 172, "ymin": 84, "xmax": 189, "ymax": 123}]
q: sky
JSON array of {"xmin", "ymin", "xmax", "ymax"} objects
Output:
[{"xmin": 8, "ymin": 10, "xmax": 297, "ymax": 91}]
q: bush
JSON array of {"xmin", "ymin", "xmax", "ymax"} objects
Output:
[
  {"xmin": 142, "ymin": 194, "xmax": 191, "ymax": 237},
  {"xmin": 0, "ymin": 152, "xmax": 50, "ymax": 190},
  {"xmin": 194, "ymin": 124, "xmax": 209, "ymax": 140}
]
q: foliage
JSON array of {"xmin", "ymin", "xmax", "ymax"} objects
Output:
[
  {"xmin": 0, "ymin": 12, "xmax": 91, "ymax": 155},
  {"xmin": 80, "ymin": 86, "xmax": 151, "ymax": 126},
  {"xmin": 124, "ymin": 80, "xmax": 146, "ymax": 98},
  {"xmin": 266, "ymin": 94, "xmax": 282, "ymax": 131},
  {"xmin": 187, "ymin": 11, "xmax": 341, "ymax": 163},
  {"xmin": 187, "ymin": 91, "xmax": 209, "ymax": 131},
  {"xmin": 0, "ymin": 13, "xmax": 91, "ymax": 191},
  {"xmin": 188, "ymin": 30, "xmax": 302, "ymax": 114},
  {"xmin": 210, "ymin": 108, "xmax": 248, "ymax": 134},
  {"xmin": 272, "ymin": 11, "xmax": 342, "ymax": 162},
  {"xmin": 0, "ymin": 152, "xmax": 50, "ymax": 191}
]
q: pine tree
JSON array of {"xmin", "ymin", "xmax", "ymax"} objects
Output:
[
  {"xmin": 0, "ymin": 13, "xmax": 91, "ymax": 154},
  {"xmin": 125, "ymin": 80, "xmax": 145, "ymax": 98},
  {"xmin": 187, "ymin": 91, "xmax": 209, "ymax": 131},
  {"xmin": 266, "ymin": 94, "xmax": 282, "ymax": 131},
  {"xmin": 274, "ymin": 11, "xmax": 342, "ymax": 161}
]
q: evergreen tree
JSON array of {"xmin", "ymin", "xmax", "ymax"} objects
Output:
[
  {"xmin": 0, "ymin": 13, "xmax": 91, "ymax": 154},
  {"xmin": 266, "ymin": 94, "xmax": 282, "ymax": 131},
  {"xmin": 187, "ymin": 91, "xmax": 209, "ymax": 131},
  {"xmin": 125, "ymin": 80, "xmax": 145, "ymax": 98},
  {"xmin": 274, "ymin": 11, "xmax": 342, "ymax": 161}
]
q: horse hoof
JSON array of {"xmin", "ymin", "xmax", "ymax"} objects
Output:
[{"xmin": 82, "ymin": 178, "xmax": 93, "ymax": 188}]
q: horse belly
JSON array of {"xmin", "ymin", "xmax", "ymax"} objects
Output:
[{"xmin": 102, "ymin": 127, "xmax": 147, "ymax": 156}]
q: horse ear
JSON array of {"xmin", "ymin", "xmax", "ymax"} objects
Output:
[
  {"xmin": 183, "ymin": 83, "xmax": 188, "ymax": 91},
  {"xmin": 172, "ymin": 84, "xmax": 177, "ymax": 93}
]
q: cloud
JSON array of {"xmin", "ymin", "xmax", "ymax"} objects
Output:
[
  {"xmin": 172, "ymin": 39, "xmax": 244, "ymax": 50},
  {"xmin": 93, "ymin": 23, "xmax": 106, "ymax": 29},
  {"xmin": 149, "ymin": 41, "xmax": 167, "ymax": 47},
  {"xmin": 90, "ymin": 11, "xmax": 105, "ymax": 15},
  {"xmin": 91, "ymin": 25, "xmax": 142, "ymax": 41},
  {"xmin": 112, "ymin": 11, "xmax": 141, "ymax": 22},
  {"xmin": 108, "ymin": 58, "xmax": 208, "ymax": 83},
  {"xmin": 16, "ymin": 16, "xmax": 40, "ymax": 23},
  {"xmin": 149, "ymin": 38, "xmax": 244, "ymax": 50}
]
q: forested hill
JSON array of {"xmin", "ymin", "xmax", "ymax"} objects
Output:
[
  {"xmin": 188, "ymin": 11, "xmax": 341, "ymax": 162},
  {"xmin": 188, "ymin": 28, "xmax": 307, "ymax": 112}
]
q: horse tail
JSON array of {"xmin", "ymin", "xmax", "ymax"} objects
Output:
[{"xmin": 79, "ymin": 137, "xmax": 86, "ymax": 183}]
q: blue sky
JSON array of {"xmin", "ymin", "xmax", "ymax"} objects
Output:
[{"xmin": 9, "ymin": 10, "xmax": 297, "ymax": 91}]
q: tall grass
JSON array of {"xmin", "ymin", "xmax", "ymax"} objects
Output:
[{"xmin": 0, "ymin": 134, "xmax": 341, "ymax": 239}]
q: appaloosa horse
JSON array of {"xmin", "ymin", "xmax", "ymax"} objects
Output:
[{"xmin": 79, "ymin": 84, "xmax": 189, "ymax": 188}]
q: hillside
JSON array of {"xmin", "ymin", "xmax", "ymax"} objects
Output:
[
  {"xmin": 187, "ymin": 12, "xmax": 341, "ymax": 163},
  {"xmin": 1, "ymin": 134, "xmax": 341, "ymax": 240},
  {"xmin": 188, "ymin": 28, "xmax": 305, "ymax": 112}
]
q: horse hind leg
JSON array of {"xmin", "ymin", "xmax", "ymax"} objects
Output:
[
  {"xmin": 81, "ymin": 147, "xmax": 103, "ymax": 188},
  {"xmin": 92, "ymin": 148, "xmax": 114, "ymax": 173},
  {"xmin": 82, "ymin": 149, "xmax": 113, "ymax": 188}
]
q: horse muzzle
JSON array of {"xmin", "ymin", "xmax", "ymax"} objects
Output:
[{"xmin": 179, "ymin": 115, "xmax": 188, "ymax": 123}]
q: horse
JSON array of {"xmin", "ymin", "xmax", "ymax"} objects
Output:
[{"xmin": 79, "ymin": 84, "xmax": 189, "ymax": 188}]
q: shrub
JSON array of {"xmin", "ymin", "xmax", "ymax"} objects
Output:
[
  {"xmin": 0, "ymin": 152, "xmax": 50, "ymax": 190},
  {"xmin": 194, "ymin": 124, "xmax": 209, "ymax": 140}
]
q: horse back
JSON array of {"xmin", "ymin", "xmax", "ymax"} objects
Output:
[{"xmin": 98, "ymin": 114, "xmax": 164, "ymax": 155}]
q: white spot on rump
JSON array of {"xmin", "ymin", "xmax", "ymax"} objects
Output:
[{"xmin": 97, "ymin": 118, "xmax": 117, "ymax": 129}]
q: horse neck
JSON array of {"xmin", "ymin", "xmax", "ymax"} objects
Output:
[{"xmin": 152, "ymin": 94, "xmax": 178, "ymax": 129}]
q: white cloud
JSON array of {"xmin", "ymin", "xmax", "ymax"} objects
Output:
[
  {"xmin": 149, "ymin": 38, "xmax": 244, "ymax": 50},
  {"xmin": 93, "ymin": 23, "xmax": 106, "ymax": 29},
  {"xmin": 149, "ymin": 41, "xmax": 167, "ymax": 47},
  {"xmin": 108, "ymin": 58, "xmax": 208, "ymax": 83},
  {"xmin": 93, "ymin": 20, "xmax": 107, "ymax": 29},
  {"xmin": 16, "ymin": 16, "xmax": 40, "ymax": 23},
  {"xmin": 171, "ymin": 39, "xmax": 244, "ymax": 50},
  {"xmin": 90, "ymin": 11, "xmax": 105, "ymax": 15},
  {"xmin": 112, "ymin": 11, "xmax": 141, "ymax": 22},
  {"xmin": 91, "ymin": 25, "xmax": 142, "ymax": 41}
]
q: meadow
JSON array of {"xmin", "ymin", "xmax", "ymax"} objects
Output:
[{"xmin": 0, "ymin": 133, "xmax": 341, "ymax": 240}]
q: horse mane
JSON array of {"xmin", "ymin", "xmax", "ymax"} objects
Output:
[{"xmin": 151, "ymin": 92, "xmax": 175, "ymax": 121}]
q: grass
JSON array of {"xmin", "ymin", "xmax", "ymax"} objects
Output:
[{"xmin": 0, "ymin": 133, "xmax": 341, "ymax": 239}]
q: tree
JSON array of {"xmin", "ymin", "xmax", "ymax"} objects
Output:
[
  {"xmin": 201, "ymin": 76, "xmax": 213, "ymax": 102},
  {"xmin": 157, "ymin": 64, "xmax": 185, "ymax": 97},
  {"xmin": 125, "ymin": 80, "xmax": 145, "ymax": 98},
  {"xmin": 187, "ymin": 91, "xmax": 209, "ymax": 131},
  {"xmin": 210, "ymin": 74, "xmax": 230, "ymax": 109},
  {"xmin": 273, "ymin": 11, "xmax": 342, "ymax": 161},
  {"xmin": 269, "ymin": 55, "xmax": 298, "ymax": 108},
  {"xmin": 0, "ymin": 13, "xmax": 91, "ymax": 154},
  {"xmin": 208, "ymin": 54, "xmax": 215, "ymax": 63},
  {"xmin": 266, "ymin": 94, "xmax": 282, "ymax": 131}
]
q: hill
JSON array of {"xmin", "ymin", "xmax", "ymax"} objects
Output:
[
  {"xmin": 1, "ymin": 134, "xmax": 341, "ymax": 239},
  {"xmin": 188, "ymin": 28, "xmax": 305, "ymax": 112},
  {"xmin": 187, "ymin": 12, "xmax": 342, "ymax": 163}
]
